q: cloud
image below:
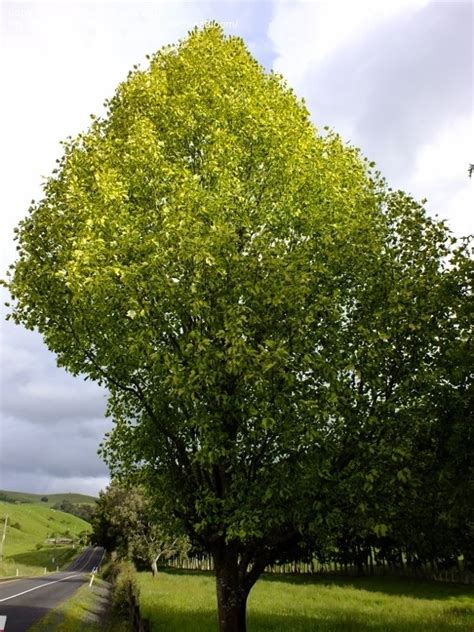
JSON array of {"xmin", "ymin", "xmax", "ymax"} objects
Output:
[
  {"xmin": 0, "ymin": 2, "xmax": 206, "ymax": 272},
  {"xmin": 269, "ymin": 0, "xmax": 431, "ymax": 89},
  {"xmin": 0, "ymin": 2, "xmax": 278, "ymax": 496},
  {"xmin": 0, "ymin": 301, "xmax": 108, "ymax": 424},
  {"xmin": 0, "ymin": 2, "xmax": 276, "ymax": 272},
  {"xmin": 407, "ymin": 114, "xmax": 474, "ymax": 235},
  {"xmin": 1, "ymin": 472, "xmax": 110, "ymax": 497},
  {"xmin": 2, "ymin": 370, "xmax": 108, "ymax": 426},
  {"xmin": 2, "ymin": 383, "xmax": 107, "ymax": 426},
  {"xmin": 0, "ymin": 2, "xmax": 208, "ymax": 496},
  {"xmin": 2, "ymin": 417, "xmax": 109, "ymax": 476},
  {"xmin": 0, "ymin": 309, "xmax": 110, "ymax": 495},
  {"xmin": 268, "ymin": 0, "xmax": 474, "ymax": 236}
]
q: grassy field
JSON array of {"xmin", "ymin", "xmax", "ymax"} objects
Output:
[
  {"xmin": 0, "ymin": 489, "xmax": 97, "ymax": 506},
  {"xmin": 0, "ymin": 500, "xmax": 91, "ymax": 577},
  {"xmin": 137, "ymin": 569, "xmax": 474, "ymax": 631}
]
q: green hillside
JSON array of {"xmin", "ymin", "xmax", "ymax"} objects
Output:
[
  {"xmin": 0, "ymin": 500, "xmax": 92, "ymax": 577},
  {"xmin": 0, "ymin": 489, "xmax": 97, "ymax": 506}
]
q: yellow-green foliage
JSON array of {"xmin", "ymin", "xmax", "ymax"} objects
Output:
[
  {"xmin": 136, "ymin": 570, "xmax": 474, "ymax": 632},
  {"xmin": 0, "ymin": 500, "xmax": 91, "ymax": 576}
]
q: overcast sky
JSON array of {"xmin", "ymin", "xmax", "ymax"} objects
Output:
[{"xmin": 0, "ymin": 0, "xmax": 472, "ymax": 497}]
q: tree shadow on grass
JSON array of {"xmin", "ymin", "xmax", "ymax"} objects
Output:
[
  {"xmin": 143, "ymin": 569, "xmax": 474, "ymax": 632},
  {"xmin": 141, "ymin": 605, "xmax": 473, "ymax": 632},
  {"xmin": 5, "ymin": 546, "xmax": 75, "ymax": 570},
  {"xmin": 259, "ymin": 572, "xmax": 474, "ymax": 602},
  {"xmin": 160, "ymin": 568, "xmax": 474, "ymax": 602}
]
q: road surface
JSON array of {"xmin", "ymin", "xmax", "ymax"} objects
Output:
[{"xmin": 0, "ymin": 546, "xmax": 104, "ymax": 632}]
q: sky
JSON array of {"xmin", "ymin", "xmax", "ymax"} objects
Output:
[{"xmin": 0, "ymin": 0, "xmax": 472, "ymax": 497}]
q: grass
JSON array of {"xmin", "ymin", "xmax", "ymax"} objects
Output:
[
  {"xmin": 0, "ymin": 500, "xmax": 91, "ymax": 577},
  {"xmin": 29, "ymin": 577, "xmax": 126, "ymax": 632},
  {"xmin": 0, "ymin": 489, "xmax": 97, "ymax": 506},
  {"xmin": 136, "ymin": 569, "xmax": 474, "ymax": 631}
]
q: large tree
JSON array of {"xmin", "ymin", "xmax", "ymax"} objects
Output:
[{"xmin": 6, "ymin": 24, "xmax": 472, "ymax": 632}]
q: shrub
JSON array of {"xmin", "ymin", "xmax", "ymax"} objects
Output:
[{"xmin": 111, "ymin": 560, "xmax": 139, "ymax": 615}]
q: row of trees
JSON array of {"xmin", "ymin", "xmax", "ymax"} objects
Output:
[
  {"xmin": 6, "ymin": 24, "xmax": 473, "ymax": 632},
  {"xmin": 52, "ymin": 499, "xmax": 95, "ymax": 523},
  {"xmin": 94, "ymin": 431, "xmax": 473, "ymax": 578}
]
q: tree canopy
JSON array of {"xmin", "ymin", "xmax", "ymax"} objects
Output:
[{"xmin": 6, "ymin": 24, "xmax": 473, "ymax": 632}]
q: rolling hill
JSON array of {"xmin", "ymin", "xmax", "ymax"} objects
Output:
[
  {"xmin": 0, "ymin": 489, "xmax": 97, "ymax": 506},
  {"xmin": 0, "ymin": 499, "xmax": 92, "ymax": 576}
]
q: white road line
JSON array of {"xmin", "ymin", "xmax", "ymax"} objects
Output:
[{"xmin": 0, "ymin": 573, "xmax": 83, "ymax": 603}]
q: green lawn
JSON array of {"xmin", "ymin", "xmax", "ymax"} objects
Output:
[
  {"xmin": 0, "ymin": 500, "xmax": 91, "ymax": 577},
  {"xmin": 137, "ymin": 569, "xmax": 474, "ymax": 631}
]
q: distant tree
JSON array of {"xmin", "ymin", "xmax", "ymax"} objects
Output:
[
  {"xmin": 53, "ymin": 500, "xmax": 95, "ymax": 523},
  {"xmin": 6, "ymin": 24, "xmax": 472, "ymax": 632},
  {"xmin": 92, "ymin": 482, "xmax": 187, "ymax": 576},
  {"xmin": 91, "ymin": 484, "xmax": 127, "ymax": 553},
  {"xmin": 78, "ymin": 529, "xmax": 91, "ymax": 546},
  {"xmin": 41, "ymin": 496, "xmax": 49, "ymax": 502},
  {"xmin": 0, "ymin": 493, "xmax": 15, "ymax": 503}
]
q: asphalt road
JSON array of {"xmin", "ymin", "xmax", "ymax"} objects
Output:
[{"xmin": 0, "ymin": 546, "xmax": 104, "ymax": 632}]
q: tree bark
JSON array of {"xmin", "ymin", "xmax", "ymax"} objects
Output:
[
  {"xmin": 213, "ymin": 548, "xmax": 250, "ymax": 632},
  {"xmin": 151, "ymin": 557, "xmax": 159, "ymax": 577}
]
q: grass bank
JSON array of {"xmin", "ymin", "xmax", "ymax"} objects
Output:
[
  {"xmin": 0, "ymin": 500, "xmax": 91, "ymax": 577},
  {"xmin": 29, "ymin": 577, "xmax": 126, "ymax": 632},
  {"xmin": 137, "ymin": 569, "xmax": 474, "ymax": 631}
]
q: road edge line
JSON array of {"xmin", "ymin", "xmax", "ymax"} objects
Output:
[{"xmin": 0, "ymin": 573, "xmax": 83, "ymax": 603}]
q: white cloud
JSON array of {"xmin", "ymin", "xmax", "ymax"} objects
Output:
[
  {"xmin": 1, "ymin": 472, "xmax": 109, "ymax": 497},
  {"xmin": 0, "ymin": 2, "xmax": 207, "ymax": 495},
  {"xmin": 407, "ymin": 115, "xmax": 474, "ymax": 235},
  {"xmin": 0, "ymin": 2, "xmax": 206, "ymax": 271},
  {"xmin": 267, "ymin": 0, "xmax": 473, "ymax": 237},
  {"xmin": 269, "ymin": 0, "xmax": 431, "ymax": 92},
  {"xmin": 45, "ymin": 475, "xmax": 110, "ymax": 496}
]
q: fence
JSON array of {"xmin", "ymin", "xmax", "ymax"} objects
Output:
[
  {"xmin": 163, "ymin": 555, "xmax": 474, "ymax": 585},
  {"xmin": 126, "ymin": 578, "xmax": 150, "ymax": 632}
]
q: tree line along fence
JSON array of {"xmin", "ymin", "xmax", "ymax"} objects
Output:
[
  {"xmin": 124, "ymin": 573, "xmax": 150, "ymax": 632},
  {"xmin": 163, "ymin": 554, "xmax": 474, "ymax": 585}
]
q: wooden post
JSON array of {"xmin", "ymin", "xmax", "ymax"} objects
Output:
[{"xmin": 0, "ymin": 515, "xmax": 8, "ymax": 562}]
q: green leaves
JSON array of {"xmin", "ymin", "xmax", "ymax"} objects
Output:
[
  {"xmin": 373, "ymin": 524, "xmax": 389, "ymax": 537},
  {"xmin": 6, "ymin": 23, "xmax": 471, "ymax": 579}
]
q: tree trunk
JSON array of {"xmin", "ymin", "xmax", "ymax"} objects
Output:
[
  {"xmin": 213, "ymin": 548, "xmax": 249, "ymax": 632},
  {"xmin": 398, "ymin": 548, "xmax": 404, "ymax": 571},
  {"xmin": 151, "ymin": 557, "xmax": 159, "ymax": 577},
  {"xmin": 368, "ymin": 546, "xmax": 374, "ymax": 576}
]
